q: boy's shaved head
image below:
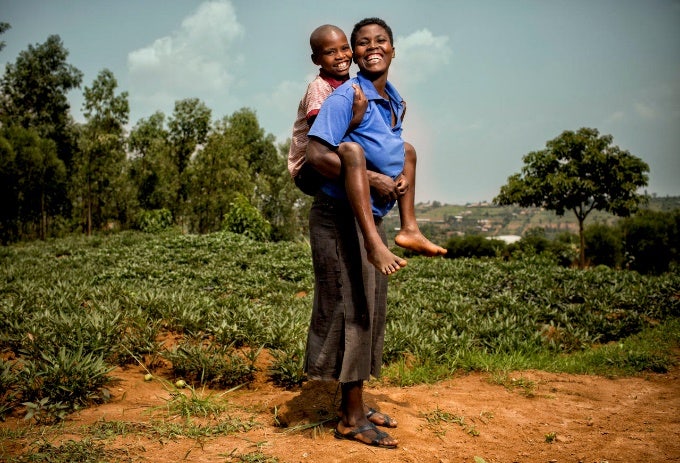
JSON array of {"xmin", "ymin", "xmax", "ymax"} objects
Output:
[{"xmin": 309, "ymin": 24, "xmax": 346, "ymax": 55}]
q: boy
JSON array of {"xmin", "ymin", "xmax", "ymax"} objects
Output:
[{"xmin": 288, "ymin": 25, "xmax": 445, "ymax": 275}]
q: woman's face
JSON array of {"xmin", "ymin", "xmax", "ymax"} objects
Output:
[{"xmin": 352, "ymin": 23, "xmax": 395, "ymax": 75}]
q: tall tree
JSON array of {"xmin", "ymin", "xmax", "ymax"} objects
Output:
[
  {"xmin": 168, "ymin": 98, "xmax": 211, "ymax": 219},
  {"xmin": 186, "ymin": 115, "xmax": 252, "ymax": 233},
  {"xmin": 71, "ymin": 69, "xmax": 130, "ymax": 235},
  {"xmin": 0, "ymin": 34, "xmax": 82, "ymax": 169},
  {"xmin": 220, "ymin": 109, "xmax": 282, "ymax": 222},
  {"xmin": 128, "ymin": 111, "xmax": 177, "ymax": 212},
  {"xmin": 494, "ymin": 127, "xmax": 649, "ymax": 268},
  {"xmin": 1, "ymin": 34, "xmax": 82, "ymax": 227}
]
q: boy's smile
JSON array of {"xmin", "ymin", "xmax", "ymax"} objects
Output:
[{"xmin": 334, "ymin": 60, "xmax": 350, "ymax": 72}]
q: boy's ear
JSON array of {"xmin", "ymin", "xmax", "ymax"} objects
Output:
[{"xmin": 311, "ymin": 53, "xmax": 319, "ymax": 65}]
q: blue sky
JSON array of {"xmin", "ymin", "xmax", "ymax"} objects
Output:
[{"xmin": 2, "ymin": 0, "xmax": 679, "ymax": 204}]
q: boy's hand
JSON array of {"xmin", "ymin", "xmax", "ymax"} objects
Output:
[
  {"xmin": 395, "ymin": 173, "xmax": 410, "ymax": 196},
  {"xmin": 368, "ymin": 171, "xmax": 400, "ymax": 205},
  {"xmin": 348, "ymin": 84, "xmax": 368, "ymax": 131}
]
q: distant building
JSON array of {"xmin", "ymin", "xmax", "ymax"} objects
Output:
[{"xmin": 488, "ymin": 235, "xmax": 521, "ymax": 244}]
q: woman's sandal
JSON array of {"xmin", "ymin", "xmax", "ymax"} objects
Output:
[
  {"xmin": 334, "ymin": 422, "xmax": 398, "ymax": 449},
  {"xmin": 366, "ymin": 407, "xmax": 398, "ymax": 428}
]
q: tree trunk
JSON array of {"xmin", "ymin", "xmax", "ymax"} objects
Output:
[
  {"xmin": 40, "ymin": 191, "xmax": 46, "ymax": 240},
  {"xmin": 87, "ymin": 180, "xmax": 92, "ymax": 236},
  {"xmin": 578, "ymin": 217, "xmax": 585, "ymax": 269}
]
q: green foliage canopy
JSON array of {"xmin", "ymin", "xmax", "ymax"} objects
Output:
[{"xmin": 0, "ymin": 35, "xmax": 82, "ymax": 155}]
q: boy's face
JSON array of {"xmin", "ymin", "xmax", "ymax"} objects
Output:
[
  {"xmin": 352, "ymin": 24, "xmax": 394, "ymax": 75},
  {"xmin": 311, "ymin": 30, "xmax": 352, "ymax": 79}
]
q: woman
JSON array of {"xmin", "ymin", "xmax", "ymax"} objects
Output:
[{"xmin": 304, "ymin": 17, "xmax": 405, "ymax": 449}]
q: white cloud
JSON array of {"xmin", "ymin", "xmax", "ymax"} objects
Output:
[
  {"xmin": 390, "ymin": 29, "xmax": 452, "ymax": 86},
  {"xmin": 605, "ymin": 110, "xmax": 626, "ymax": 123},
  {"xmin": 127, "ymin": 0, "xmax": 244, "ymax": 118},
  {"xmin": 634, "ymin": 102, "xmax": 656, "ymax": 119}
]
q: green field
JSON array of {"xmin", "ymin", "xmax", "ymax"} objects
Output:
[{"xmin": 1, "ymin": 230, "xmax": 678, "ymax": 423}]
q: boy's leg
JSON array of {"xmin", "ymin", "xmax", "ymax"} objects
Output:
[
  {"xmin": 337, "ymin": 142, "xmax": 406, "ymax": 275},
  {"xmin": 394, "ymin": 143, "xmax": 447, "ymax": 256}
]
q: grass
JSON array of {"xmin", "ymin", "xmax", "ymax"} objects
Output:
[
  {"xmin": 489, "ymin": 372, "xmax": 538, "ymax": 397},
  {"xmin": 221, "ymin": 451, "xmax": 279, "ymax": 463},
  {"xmin": 9, "ymin": 439, "xmax": 134, "ymax": 463},
  {"xmin": 0, "ymin": 230, "xmax": 678, "ymax": 423},
  {"xmin": 421, "ymin": 407, "xmax": 482, "ymax": 437}
]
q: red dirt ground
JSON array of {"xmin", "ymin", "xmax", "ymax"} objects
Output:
[{"xmin": 2, "ymin": 361, "xmax": 679, "ymax": 463}]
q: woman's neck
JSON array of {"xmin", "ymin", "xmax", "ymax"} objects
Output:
[{"xmin": 362, "ymin": 71, "xmax": 389, "ymax": 98}]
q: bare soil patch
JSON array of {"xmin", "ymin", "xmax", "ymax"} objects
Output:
[{"xmin": 2, "ymin": 364, "xmax": 679, "ymax": 463}]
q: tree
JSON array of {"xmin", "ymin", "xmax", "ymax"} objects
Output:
[
  {"xmin": 185, "ymin": 108, "xmax": 303, "ymax": 238},
  {"xmin": 128, "ymin": 112, "xmax": 178, "ymax": 212},
  {"xmin": 220, "ymin": 108, "xmax": 291, "ymax": 234},
  {"xmin": 0, "ymin": 34, "xmax": 82, "ymax": 169},
  {"xmin": 168, "ymin": 98, "xmax": 211, "ymax": 219},
  {"xmin": 494, "ymin": 128, "xmax": 649, "ymax": 268},
  {"xmin": 0, "ymin": 22, "xmax": 10, "ymax": 52},
  {"xmin": 71, "ymin": 69, "xmax": 130, "ymax": 235},
  {"xmin": 186, "ymin": 112, "xmax": 253, "ymax": 234},
  {"xmin": 0, "ymin": 126, "xmax": 66, "ymax": 242},
  {"xmin": 265, "ymin": 140, "xmax": 310, "ymax": 241},
  {"xmin": 1, "ymin": 34, "xmax": 82, "ymax": 225}
]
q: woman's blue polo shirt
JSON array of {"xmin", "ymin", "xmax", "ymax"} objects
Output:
[{"xmin": 307, "ymin": 71, "xmax": 406, "ymax": 218}]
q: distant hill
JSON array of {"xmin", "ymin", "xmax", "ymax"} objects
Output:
[{"xmin": 384, "ymin": 195, "xmax": 680, "ymax": 245}]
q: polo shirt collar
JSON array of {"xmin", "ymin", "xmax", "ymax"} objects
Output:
[
  {"xmin": 319, "ymin": 68, "xmax": 349, "ymax": 89},
  {"xmin": 356, "ymin": 71, "xmax": 402, "ymax": 103}
]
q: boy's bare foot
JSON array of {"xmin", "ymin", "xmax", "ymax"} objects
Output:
[
  {"xmin": 367, "ymin": 246, "xmax": 407, "ymax": 275},
  {"xmin": 395, "ymin": 230, "xmax": 447, "ymax": 256}
]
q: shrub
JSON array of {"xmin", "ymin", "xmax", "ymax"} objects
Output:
[
  {"xmin": 444, "ymin": 235, "xmax": 505, "ymax": 259},
  {"xmin": 585, "ymin": 223, "xmax": 623, "ymax": 268},
  {"xmin": 269, "ymin": 341, "xmax": 306, "ymax": 388},
  {"xmin": 621, "ymin": 210, "xmax": 679, "ymax": 274},
  {"xmin": 222, "ymin": 194, "xmax": 271, "ymax": 241},
  {"xmin": 137, "ymin": 208, "xmax": 173, "ymax": 233},
  {"xmin": 0, "ymin": 358, "xmax": 20, "ymax": 420},
  {"xmin": 163, "ymin": 341, "xmax": 258, "ymax": 389},
  {"xmin": 18, "ymin": 346, "xmax": 114, "ymax": 421},
  {"xmin": 507, "ymin": 228, "xmax": 576, "ymax": 266}
]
